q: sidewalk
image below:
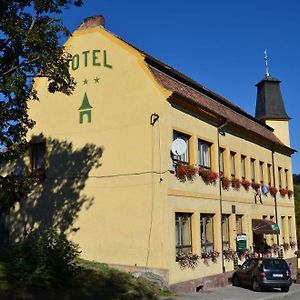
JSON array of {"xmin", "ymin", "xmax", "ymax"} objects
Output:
[{"xmin": 161, "ymin": 283, "xmax": 300, "ymax": 300}]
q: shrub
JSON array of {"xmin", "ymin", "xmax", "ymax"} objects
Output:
[{"xmin": 7, "ymin": 229, "xmax": 81, "ymax": 288}]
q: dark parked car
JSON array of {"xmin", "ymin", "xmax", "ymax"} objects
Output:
[{"xmin": 232, "ymin": 258, "xmax": 292, "ymax": 292}]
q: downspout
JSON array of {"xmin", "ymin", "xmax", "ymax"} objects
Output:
[
  {"xmin": 271, "ymin": 144, "xmax": 279, "ymax": 246},
  {"xmin": 217, "ymin": 120, "xmax": 229, "ymax": 273}
]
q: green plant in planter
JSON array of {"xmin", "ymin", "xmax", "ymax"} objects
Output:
[
  {"xmin": 282, "ymin": 242, "xmax": 290, "ymax": 251},
  {"xmin": 223, "ymin": 248, "xmax": 238, "ymax": 261},
  {"xmin": 176, "ymin": 252, "xmax": 200, "ymax": 269}
]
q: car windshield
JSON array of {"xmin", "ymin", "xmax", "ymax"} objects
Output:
[{"xmin": 263, "ymin": 259, "xmax": 287, "ymax": 270}]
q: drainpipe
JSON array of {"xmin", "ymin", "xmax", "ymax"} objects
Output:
[
  {"xmin": 271, "ymin": 145, "xmax": 279, "ymax": 246},
  {"xmin": 217, "ymin": 120, "xmax": 228, "ymax": 273}
]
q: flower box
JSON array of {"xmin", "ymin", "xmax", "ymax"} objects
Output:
[
  {"xmin": 201, "ymin": 250, "xmax": 220, "ymax": 263},
  {"xmin": 223, "ymin": 248, "xmax": 238, "ymax": 261},
  {"xmin": 198, "ymin": 168, "xmax": 218, "ymax": 184},
  {"xmin": 231, "ymin": 178, "xmax": 241, "ymax": 190},
  {"xmin": 221, "ymin": 177, "xmax": 231, "ymax": 190},
  {"xmin": 279, "ymin": 188, "xmax": 288, "ymax": 197},
  {"xmin": 241, "ymin": 179, "xmax": 251, "ymax": 191},
  {"xmin": 290, "ymin": 241, "xmax": 297, "ymax": 249},
  {"xmin": 176, "ymin": 252, "xmax": 200, "ymax": 269},
  {"xmin": 175, "ymin": 164, "xmax": 198, "ymax": 182},
  {"xmin": 269, "ymin": 186, "xmax": 278, "ymax": 197},
  {"xmin": 251, "ymin": 182, "xmax": 261, "ymax": 191}
]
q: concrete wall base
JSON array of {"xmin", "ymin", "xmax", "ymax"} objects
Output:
[{"xmin": 170, "ymin": 270, "xmax": 234, "ymax": 294}]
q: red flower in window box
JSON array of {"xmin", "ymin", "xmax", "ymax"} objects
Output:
[
  {"xmin": 288, "ymin": 190, "xmax": 294, "ymax": 199},
  {"xmin": 241, "ymin": 179, "xmax": 251, "ymax": 191},
  {"xmin": 221, "ymin": 177, "xmax": 231, "ymax": 190},
  {"xmin": 251, "ymin": 182, "xmax": 261, "ymax": 191},
  {"xmin": 175, "ymin": 164, "xmax": 198, "ymax": 182},
  {"xmin": 269, "ymin": 186, "xmax": 278, "ymax": 197},
  {"xmin": 198, "ymin": 168, "xmax": 218, "ymax": 185},
  {"xmin": 231, "ymin": 178, "xmax": 241, "ymax": 190},
  {"xmin": 279, "ymin": 188, "xmax": 288, "ymax": 197}
]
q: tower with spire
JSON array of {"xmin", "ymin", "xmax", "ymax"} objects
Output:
[{"xmin": 255, "ymin": 51, "xmax": 291, "ymax": 146}]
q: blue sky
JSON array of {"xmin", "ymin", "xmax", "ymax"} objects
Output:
[{"xmin": 62, "ymin": 0, "xmax": 300, "ymax": 173}]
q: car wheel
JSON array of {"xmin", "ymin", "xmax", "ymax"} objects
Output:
[
  {"xmin": 281, "ymin": 287, "xmax": 289, "ymax": 293},
  {"xmin": 252, "ymin": 278, "xmax": 261, "ymax": 292},
  {"xmin": 232, "ymin": 274, "xmax": 239, "ymax": 287}
]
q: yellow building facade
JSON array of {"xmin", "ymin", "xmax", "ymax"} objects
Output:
[{"xmin": 11, "ymin": 16, "xmax": 297, "ymax": 292}]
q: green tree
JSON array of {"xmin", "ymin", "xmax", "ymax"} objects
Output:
[
  {"xmin": 294, "ymin": 181, "xmax": 300, "ymax": 242},
  {"xmin": 0, "ymin": 0, "xmax": 83, "ymax": 209}
]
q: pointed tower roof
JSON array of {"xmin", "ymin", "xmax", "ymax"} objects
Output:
[
  {"xmin": 79, "ymin": 92, "xmax": 93, "ymax": 110},
  {"xmin": 255, "ymin": 75, "xmax": 290, "ymax": 121}
]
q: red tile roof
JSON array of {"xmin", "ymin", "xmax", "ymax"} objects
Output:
[
  {"xmin": 103, "ymin": 27, "xmax": 294, "ymax": 153},
  {"xmin": 148, "ymin": 65, "xmax": 285, "ymax": 146}
]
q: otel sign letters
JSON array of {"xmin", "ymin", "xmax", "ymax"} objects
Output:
[
  {"xmin": 72, "ymin": 49, "xmax": 113, "ymax": 124},
  {"xmin": 71, "ymin": 49, "xmax": 112, "ymax": 70}
]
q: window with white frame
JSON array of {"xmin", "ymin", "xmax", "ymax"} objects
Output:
[
  {"xmin": 219, "ymin": 148, "xmax": 225, "ymax": 175},
  {"xmin": 259, "ymin": 161, "xmax": 264, "ymax": 184},
  {"xmin": 230, "ymin": 152, "xmax": 236, "ymax": 179},
  {"xmin": 175, "ymin": 213, "xmax": 192, "ymax": 254},
  {"xmin": 173, "ymin": 131, "xmax": 189, "ymax": 164},
  {"xmin": 285, "ymin": 169, "xmax": 289, "ymax": 189},
  {"xmin": 270, "ymin": 216, "xmax": 275, "ymax": 244},
  {"xmin": 222, "ymin": 214, "xmax": 230, "ymax": 250},
  {"xmin": 198, "ymin": 140, "xmax": 211, "ymax": 169},
  {"xmin": 267, "ymin": 164, "xmax": 272, "ymax": 186},
  {"xmin": 200, "ymin": 214, "xmax": 214, "ymax": 253},
  {"xmin": 251, "ymin": 158, "xmax": 255, "ymax": 182},
  {"xmin": 241, "ymin": 155, "xmax": 246, "ymax": 179},
  {"xmin": 278, "ymin": 167, "xmax": 282, "ymax": 189},
  {"xmin": 236, "ymin": 215, "xmax": 243, "ymax": 235},
  {"xmin": 288, "ymin": 216, "xmax": 292, "ymax": 242}
]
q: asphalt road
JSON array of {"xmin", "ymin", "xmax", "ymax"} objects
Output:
[{"xmin": 162, "ymin": 283, "xmax": 300, "ymax": 300}]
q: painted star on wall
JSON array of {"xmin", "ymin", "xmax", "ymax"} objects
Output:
[
  {"xmin": 94, "ymin": 77, "xmax": 100, "ymax": 83},
  {"xmin": 83, "ymin": 79, "xmax": 88, "ymax": 85}
]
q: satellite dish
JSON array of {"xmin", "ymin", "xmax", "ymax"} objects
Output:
[{"xmin": 171, "ymin": 138, "xmax": 187, "ymax": 156}]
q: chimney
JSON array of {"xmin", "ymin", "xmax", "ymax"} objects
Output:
[{"xmin": 78, "ymin": 15, "xmax": 105, "ymax": 30}]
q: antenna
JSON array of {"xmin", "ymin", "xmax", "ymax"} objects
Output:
[{"xmin": 264, "ymin": 49, "xmax": 270, "ymax": 77}]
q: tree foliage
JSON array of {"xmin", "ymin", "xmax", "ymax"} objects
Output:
[{"xmin": 0, "ymin": 0, "xmax": 83, "ymax": 209}]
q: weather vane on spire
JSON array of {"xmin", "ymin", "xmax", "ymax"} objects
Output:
[{"xmin": 264, "ymin": 49, "xmax": 270, "ymax": 77}]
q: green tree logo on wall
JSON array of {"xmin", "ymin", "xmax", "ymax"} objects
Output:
[{"xmin": 79, "ymin": 92, "xmax": 93, "ymax": 124}]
